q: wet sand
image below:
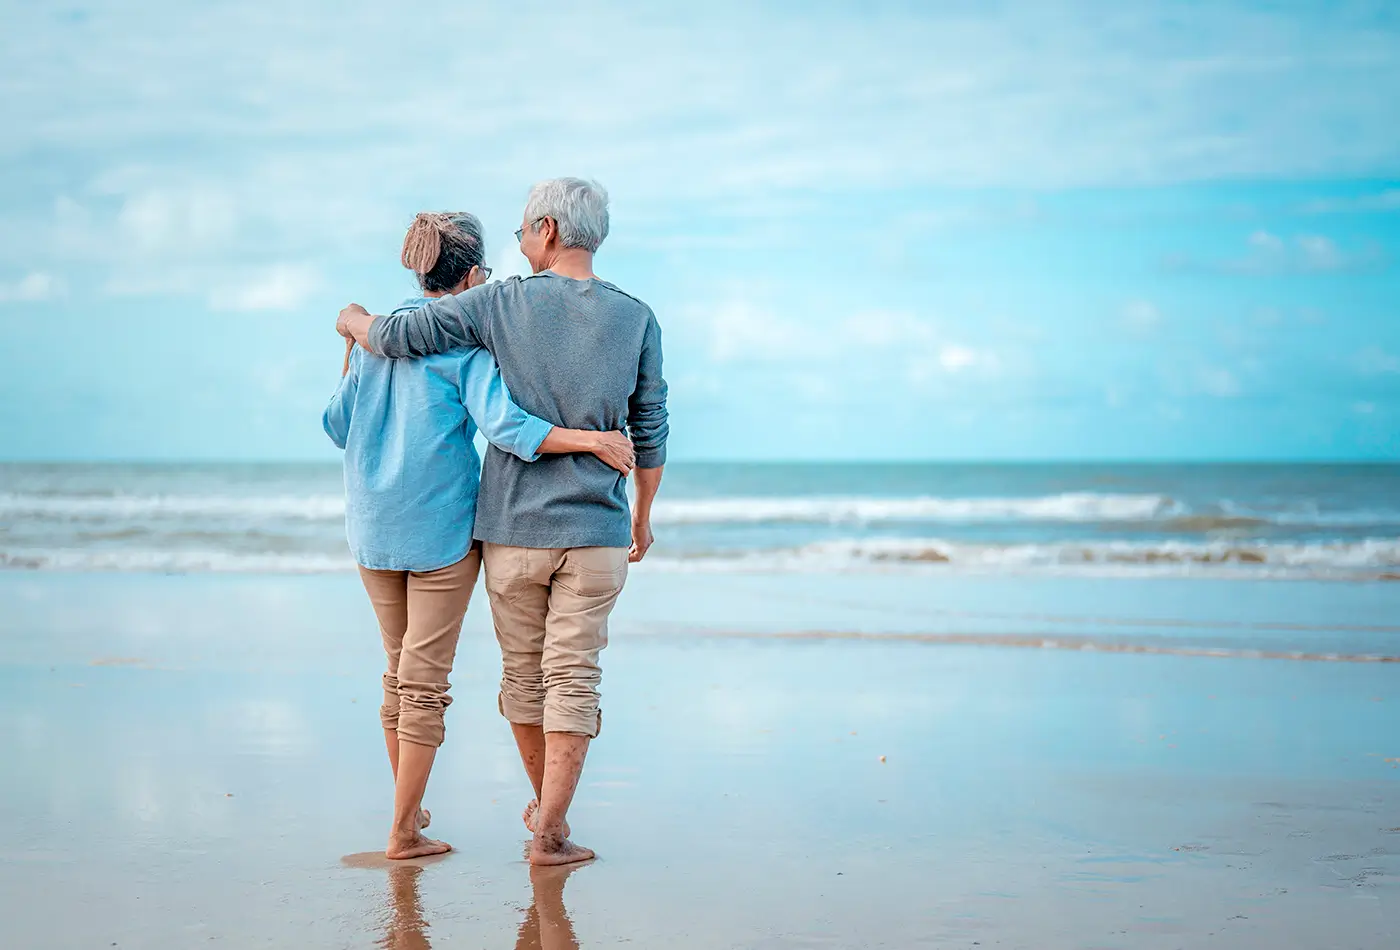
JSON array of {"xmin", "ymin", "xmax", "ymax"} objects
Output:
[{"xmin": 1, "ymin": 571, "xmax": 1398, "ymax": 948}]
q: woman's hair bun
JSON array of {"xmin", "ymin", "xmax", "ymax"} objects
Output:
[{"xmin": 401, "ymin": 212, "xmax": 452, "ymax": 274}]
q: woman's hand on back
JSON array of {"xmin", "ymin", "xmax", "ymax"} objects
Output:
[
  {"xmin": 534, "ymin": 428, "xmax": 635, "ymax": 473},
  {"xmin": 589, "ymin": 431, "xmax": 636, "ymax": 475}
]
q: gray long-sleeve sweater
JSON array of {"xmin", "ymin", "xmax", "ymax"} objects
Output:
[{"xmin": 368, "ymin": 271, "xmax": 669, "ymax": 549}]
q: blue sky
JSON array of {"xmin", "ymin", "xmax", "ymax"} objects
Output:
[{"xmin": 1, "ymin": 0, "xmax": 1398, "ymax": 461}]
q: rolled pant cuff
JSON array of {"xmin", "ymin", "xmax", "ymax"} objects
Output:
[
  {"xmin": 379, "ymin": 704, "xmax": 400, "ymax": 731},
  {"xmin": 543, "ymin": 707, "xmax": 602, "ymax": 739},
  {"xmin": 395, "ymin": 714, "xmax": 446, "ymax": 749},
  {"xmin": 498, "ymin": 691, "xmax": 545, "ymax": 727}
]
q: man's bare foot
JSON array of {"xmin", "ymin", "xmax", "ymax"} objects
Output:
[
  {"xmin": 386, "ymin": 832, "xmax": 452, "ymax": 861},
  {"xmin": 529, "ymin": 833, "xmax": 594, "ymax": 867},
  {"xmin": 522, "ymin": 799, "xmax": 569, "ymax": 838}
]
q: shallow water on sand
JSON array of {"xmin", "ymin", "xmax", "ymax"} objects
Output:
[{"xmin": 1, "ymin": 572, "xmax": 1398, "ymax": 948}]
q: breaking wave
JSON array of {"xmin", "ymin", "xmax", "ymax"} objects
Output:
[
  {"xmin": 646, "ymin": 537, "xmax": 1400, "ymax": 579},
  {"xmin": 6, "ymin": 489, "xmax": 1400, "ymax": 530},
  {"xmin": 7, "ymin": 537, "xmax": 1398, "ymax": 579}
]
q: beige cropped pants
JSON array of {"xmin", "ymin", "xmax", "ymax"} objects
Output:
[
  {"xmin": 357, "ymin": 550, "xmax": 481, "ymax": 748},
  {"xmin": 482, "ymin": 543, "xmax": 628, "ymax": 738}
]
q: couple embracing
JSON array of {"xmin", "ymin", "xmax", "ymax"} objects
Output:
[{"xmin": 326, "ymin": 178, "xmax": 668, "ymax": 866}]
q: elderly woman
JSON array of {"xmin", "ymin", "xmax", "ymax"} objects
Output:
[{"xmin": 323, "ymin": 211, "xmax": 634, "ymax": 860}]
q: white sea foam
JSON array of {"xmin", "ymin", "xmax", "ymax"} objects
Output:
[
  {"xmin": 6, "ymin": 537, "xmax": 1397, "ymax": 579},
  {"xmin": 641, "ymin": 537, "xmax": 1400, "ymax": 578},
  {"xmin": 650, "ymin": 492, "xmax": 1183, "ymax": 525},
  {"xmin": 4, "ymin": 488, "xmax": 1398, "ymax": 529},
  {"xmin": 0, "ymin": 548, "xmax": 355, "ymax": 573},
  {"xmin": 0, "ymin": 492, "xmax": 346, "ymax": 521}
]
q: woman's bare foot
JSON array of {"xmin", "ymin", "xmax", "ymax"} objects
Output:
[
  {"xmin": 522, "ymin": 799, "xmax": 569, "ymax": 838},
  {"xmin": 386, "ymin": 831, "xmax": 452, "ymax": 861},
  {"xmin": 529, "ymin": 832, "xmax": 594, "ymax": 867}
]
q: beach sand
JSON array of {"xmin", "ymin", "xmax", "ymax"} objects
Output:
[{"xmin": 2, "ymin": 571, "xmax": 1397, "ymax": 948}]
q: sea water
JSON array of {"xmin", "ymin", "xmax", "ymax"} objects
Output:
[{"xmin": 3, "ymin": 461, "xmax": 1398, "ymax": 580}]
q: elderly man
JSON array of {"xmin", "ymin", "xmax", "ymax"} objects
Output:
[{"xmin": 337, "ymin": 178, "xmax": 668, "ymax": 866}]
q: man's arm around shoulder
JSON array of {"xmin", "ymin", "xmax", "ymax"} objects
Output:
[{"xmin": 337, "ymin": 282, "xmax": 501, "ymax": 358}]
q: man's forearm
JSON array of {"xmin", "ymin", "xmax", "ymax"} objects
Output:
[
  {"xmin": 631, "ymin": 466, "xmax": 664, "ymax": 522},
  {"xmin": 337, "ymin": 295, "xmax": 478, "ymax": 359}
]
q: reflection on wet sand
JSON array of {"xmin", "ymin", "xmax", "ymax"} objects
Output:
[
  {"xmin": 514, "ymin": 863, "xmax": 584, "ymax": 950},
  {"xmin": 380, "ymin": 863, "xmax": 430, "ymax": 950},
  {"xmin": 341, "ymin": 852, "xmax": 584, "ymax": 950},
  {"xmin": 341, "ymin": 852, "xmax": 449, "ymax": 948}
]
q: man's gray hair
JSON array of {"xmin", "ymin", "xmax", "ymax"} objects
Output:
[{"xmin": 524, "ymin": 178, "xmax": 610, "ymax": 252}]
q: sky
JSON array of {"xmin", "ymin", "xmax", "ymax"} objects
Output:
[{"xmin": 1, "ymin": 0, "xmax": 1399, "ymax": 461}]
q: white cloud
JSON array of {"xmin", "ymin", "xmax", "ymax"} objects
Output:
[
  {"xmin": 115, "ymin": 185, "xmax": 237, "ymax": 255},
  {"xmin": 1354, "ymin": 401, "xmax": 1377, "ymax": 415},
  {"xmin": 1301, "ymin": 190, "xmax": 1400, "ymax": 214},
  {"xmin": 938, "ymin": 345, "xmax": 980, "ymax": 372},
  {"xmin": 5, "ymin": 1, "xmax": 1400, "ymax": 208},
  {"xmin": 1355, "ymin": 346, "xmax": 1400, "ymax": 376},
  {"xmin": 1122, "ymin": 300, "xmax": 1161, "ymax": 333},
  {"xmin": 1295, "ymin": 235, "xmax": 1346, "ymax": 272},
  {"xmin": 841, "ymin": 310, "xmax": 937, "ymax": 348},
  {"xmin": 1172, "ymin": 231, "xmax": 1388, "ymax": 275},
  {"xmin": 906, "ymin": 343, "xmax": 1002, "ymax": 385},
  {"xmin": 679, "ymin": 294, "xmax": 1012, "ymax": 395},
  {"xmin": 697, "ymin": 300, "xmax": 824, "ymax": 363},
  {"xmin": 0, "ymin": 272, "xmax": 58, "ymax": 302},
  {"xmin": 4, "ymin": 0, "xmax": 1400, "ymax": 319},
  {"xmin": 1156, "ymin": 358, "xmax": 1245, "ymax": 399},
  {"xmin": 209, "ymin": 265, "xmax": 320, "ymax": 312},
  {"xmin": 1196, "ymin": 366, "xmax": 1241, "ymax": 398}
]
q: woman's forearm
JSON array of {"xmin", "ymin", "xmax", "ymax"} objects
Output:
[
  {"xmin": 537, "ymin": 428, "xmax": 635, "ymax": 475},
  {"xmin": 536, "ymin": 427, "xmax": 598, "ymax": 455}
]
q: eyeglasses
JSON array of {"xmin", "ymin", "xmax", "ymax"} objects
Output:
[
  {"xmin": 515, "ymin": 217, "xmax": 546, "ymax": 243},
  {"xmin": 477, "ymin": 265, "xmax": 493, "ymax": 281}
]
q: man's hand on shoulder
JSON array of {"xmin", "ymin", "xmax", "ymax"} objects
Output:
[{"xmin": 337, "ymin": 303, "xmax": 374, "ymax": 348}]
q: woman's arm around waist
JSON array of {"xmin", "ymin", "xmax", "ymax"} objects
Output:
[{"xmin": 459, "ymin": 347, "xmax": 635, "ymax": 474}]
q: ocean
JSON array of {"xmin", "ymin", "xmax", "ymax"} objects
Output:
[{"xmin": 2, "ymin": 461, "xmax": 1398, "ymax": 580}]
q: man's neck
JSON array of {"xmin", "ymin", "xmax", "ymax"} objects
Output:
[{"xmin": 542, "ymin": 248, "xmax": 597, "ymax": 280}]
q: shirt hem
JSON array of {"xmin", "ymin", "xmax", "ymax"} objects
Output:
[
  {"xmin": 352, "ymin": 541, "xmax": 476, "ymax": 573},
  {"xmin": 472, "ymin": 528, "xmax": 632, "ymax": 550}
]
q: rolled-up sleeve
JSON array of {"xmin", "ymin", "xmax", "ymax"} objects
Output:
[
  {"xmin": 322, "ymin": 349, "xmax": 361, "ymax": 449},
  {"xmin": 368, "ymin": 285, "xmax": 491, "ymax": 358},
  {"xmin": 459, "ymin": 347, "xmax": 554, "ymax": 462},
  {"xmin": 628, "ymin": 314, "xmax": 669, "ymax": 468}
]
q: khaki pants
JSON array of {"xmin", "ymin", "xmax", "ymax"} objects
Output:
[
  {"xmin": 483, "ymin": 544, "xmax": 628, "ymax": 738},
  {"xmin": 357, "ymin": 550, "xmax": 481, "ymax": 748}
]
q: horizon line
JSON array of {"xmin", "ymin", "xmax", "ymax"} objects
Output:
[{"xmin": 2, "ymin": 457, "xmax": 1398, "ymax": 467}]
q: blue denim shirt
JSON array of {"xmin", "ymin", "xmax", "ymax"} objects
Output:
[{"xmin": 323, "ymin": 296, "xmax": 554, "ymax": 571}]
